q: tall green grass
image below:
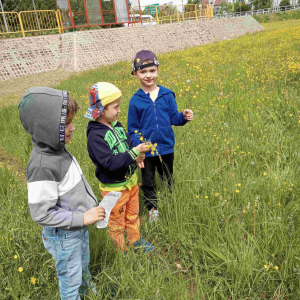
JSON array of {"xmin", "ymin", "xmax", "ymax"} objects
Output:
[
  {"xmin": 0, "ymin": 20, "xmax": 300, "ymax": 299},
  {"xmin": 253, "ymin": 8, "xmax": 300, "ymax": 23}
]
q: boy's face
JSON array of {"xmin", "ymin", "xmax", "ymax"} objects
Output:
[
  {"xmin": 102, "ymin": 97, "xmax": 121, "ymax": 123},
  {"xmin": 65, "ymin": 113, "xmax": 75, "ymax": 144},
  {"xmin": 134, "ymin": 64, "xmax": 159, "ymax": 89}
]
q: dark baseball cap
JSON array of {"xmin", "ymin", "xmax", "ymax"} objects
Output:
[{"xmin": 131, "ymin": 50, "xmax": 159, "ymax": 75}]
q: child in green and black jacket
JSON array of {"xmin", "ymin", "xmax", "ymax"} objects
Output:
[{"xmin": 85, "ymin": 82, "xmax": 154, "ymax": 252}]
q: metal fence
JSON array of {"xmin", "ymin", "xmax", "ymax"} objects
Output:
[
  {"xmin": 130, "ymin": 4, "xmax": 213, "ymax": 26},
  {"xmin": 0, "ymin": 10, "xmax": 61, "ymax": 38},
  {"xmin": 1, "ymin": 4, "xmax": 299, "ymax": 39},
  {"xmin": 214, "ymin": 4, "xmax": 300, "ymax": 19}
]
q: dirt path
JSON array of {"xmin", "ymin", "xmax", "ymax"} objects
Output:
[{"xmin": 0, "ymin": 69, "xmax": 72, "ymax": 108}]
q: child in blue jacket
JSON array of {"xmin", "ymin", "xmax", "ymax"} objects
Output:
[{"xmin": 128, "ymin": 50, "xmax": 193, "ymax": 222}]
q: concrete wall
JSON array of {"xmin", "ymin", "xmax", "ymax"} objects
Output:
[{"xmin": 0, "ymin": 16, "xmax": 264, "ymax": 81}]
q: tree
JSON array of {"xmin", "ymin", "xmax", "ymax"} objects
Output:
[
  {"xmin": 279, "ymin": 0, "xmax": 290, "ymax": 6},
  {"xmin": 219, "ymin": 1, "xmax": 234, "ymax": 13},
  {"xmin": 185, "ymin": 0, "xmax": 200, "ymax": 13},
  {"xmin": 252, "ymin": 0, "xmax": 272, "ymax": 10},
  {"xmin": 234, "ymin": 0, "xmax": 251, "ymax": 12}
]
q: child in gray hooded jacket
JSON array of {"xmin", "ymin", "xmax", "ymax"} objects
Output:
[{"xmin": 18, "ymin": 87, "xmax": 118, "ymax": 300}]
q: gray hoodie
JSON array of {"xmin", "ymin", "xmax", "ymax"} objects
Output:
[{"xmin": 19, "ymin": 87, "xmax": 98, "ymax": 230}]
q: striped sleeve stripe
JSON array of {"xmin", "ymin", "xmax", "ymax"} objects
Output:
[
  {"xmin": 28, "ymin": 181, "xmax": 58, "ymax": 204},
  {"xmin": 129, "ymin": 150, "xmax": 138, "ymax": 160},
  {"xmin": 57, "ymin": 160, "xmax": 82, "ymax": 196}
]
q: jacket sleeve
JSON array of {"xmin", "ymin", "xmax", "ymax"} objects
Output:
[
  {"xmin": 88, "ymin": 136, "xmax": 139, "ymax": 171},
  {"xmin": 168, "ymin": 93, "xmax": 188, "ymax": 126},
  {"xmin": 27, "ymin": 167, "xmax": 84, "ymax": 229},
  {"xmin": 127, "ymin": 101, "xmax": 142, "ymax": 146}
]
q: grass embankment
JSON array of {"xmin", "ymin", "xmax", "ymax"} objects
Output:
[
  {"xmin": 253, "ymin": 8, "xmax": 300, "ymax": 23},
  {"xmin": 0, "ymin": 20, "xmax": 300, "ymax": 299}
]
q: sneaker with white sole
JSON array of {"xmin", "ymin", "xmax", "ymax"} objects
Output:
[
  {"xmin": 148, "ymin": 208, "xmax": 159, "ymax": 222},
  {"xmin": 133, "ymin": 238, "xmax": 155, "ymax": 253}
]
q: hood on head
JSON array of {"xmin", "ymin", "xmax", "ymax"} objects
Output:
[{"xmin": 18, "ymin": 87, "xmax": 68, "ymax": 153}]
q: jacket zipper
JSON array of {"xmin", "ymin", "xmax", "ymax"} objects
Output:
[
  {"xmin": 111, "ymin": 126, "xmax": 131, "ymax": 181},
  {"xmin": 152, "ymin": 95, "xmax": 159, "ymax": 146},
  {"xmin": 64, "ymin": 147, "xmax": 97, "ymax": 203}
]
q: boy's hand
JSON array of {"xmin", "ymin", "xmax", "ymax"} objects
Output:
[
  {"xmin": 84, "ymin": 206, "xmax": 106, "ymax": 225},
  {"xmin": 135, "ymin": 154, "xmax": 145, "ymax": 163},
  {"xmin": 136, "ymin": 143, "xmax": 151, "ymax": 154},
  {"xmin": 183, "ymin": 109, "xmax": 193, "ymax": 121},
  {"xmin": 137, "ymin": 161, "xmax": 145, "ymax": 168}
]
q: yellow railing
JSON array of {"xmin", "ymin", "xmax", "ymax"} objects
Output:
[
  {"xmin": 132, "ymin": 4, "xmax": 213, "ymax": 25},
  {"xmin": 0, "ymin": 12, "xmax": 23, "ymax": 36},
  {"xmin": 1, "ymin": 5, "xmax": 213, "ymax": 38},
  {"xmin": 0, "ymin": 10, "xmax": 62, "ymax": 37}
]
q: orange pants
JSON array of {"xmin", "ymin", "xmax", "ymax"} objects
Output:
[{"xmin": 101, "ymin": 184, "xmax": 140, "ymax": 250}]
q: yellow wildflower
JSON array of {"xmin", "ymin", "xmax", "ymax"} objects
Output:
[
  {"xmin": 18, "ymin": 267, "xmax": 23, "ymax": 272},
  {"xmin": 30, "ymin": 277, "xmax": 36, "ymax": 284}
]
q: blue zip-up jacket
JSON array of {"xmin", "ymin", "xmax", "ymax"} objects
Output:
[{"xmin": 127, "ymin": 85, "xmax": 188, "ymax": 157}]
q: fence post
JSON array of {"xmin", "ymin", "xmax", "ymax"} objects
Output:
[
  {"xmin": 56, "ymin": 10, "xmax": 62, "ymax": 33},
  {"xmin": 18, "ymin": 13, "xmax": 25, "ymax": 37},
  {"xmin": 195, "ymin": 4, "xmax": 198, "ymax": 20},
  {"xmin": 177, "ymin": 5, "xmax": 179, "ymax": 22},
  {"xmin": 0, "ymin": 2, "xmax": 9, "ymax": 32},
  {"xmin": 155, "ymin": 6, "xmax": 159, "ymax": 25}
]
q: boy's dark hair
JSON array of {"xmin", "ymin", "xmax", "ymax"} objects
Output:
[{"xmin": 68, "ymin": 95, "xmax": 80, "ymax": 115}]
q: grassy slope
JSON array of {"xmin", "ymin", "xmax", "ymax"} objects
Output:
[{"xmin": 0, "ymin": 20, "xmax": 300, "ymax": 299}]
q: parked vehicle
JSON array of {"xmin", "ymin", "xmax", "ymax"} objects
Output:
[{"xmin": 125, "ymin": 14, "xmax": 157, "ymax": 26}]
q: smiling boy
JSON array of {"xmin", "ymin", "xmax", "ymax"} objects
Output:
[{"xmin": 128, "ymin": 50, "xmax": 194, "ymax": 222}]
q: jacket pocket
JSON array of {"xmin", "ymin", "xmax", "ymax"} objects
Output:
[{"xmin": 159, "ymin": 126, "xmax": 175, "ymax": 148}]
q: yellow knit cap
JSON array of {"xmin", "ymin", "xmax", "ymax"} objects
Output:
[{"xmin": 95, "ymin": 82, "xmax": 122, "ymax": 106}]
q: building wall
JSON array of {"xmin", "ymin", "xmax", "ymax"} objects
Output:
[{"xmin": 0, "ymin": 16, "xmax": 264, "ymax": 81}]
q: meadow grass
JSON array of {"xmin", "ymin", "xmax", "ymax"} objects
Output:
[{"xmin": 0, "ymin": 20, "xmax": 300, "ymax": 299}]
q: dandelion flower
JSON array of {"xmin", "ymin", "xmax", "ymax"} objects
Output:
[
  {"xmin": 30, "ymin": 277, "xmax": 36, "ymax": 284},
  {"xmin": 139, "ymin": 137, "xmax": 143, "ymax": 141},
  {"xmin": 263, "ymin": 172, "xmax": 267, "ymax": 176},
  {"xmin": 264, "ymin": 265, "xmax": 268, "ymax": 269},
  {"xmin": 18, "ymin": 267, "xmax": 23, "ymax": 273},
  {"xmin": 214, "ymin": 193, "xmax": 219, "ymax": 197},
  {"xmin": 134, "ymin": 130, "xmax": 138, "ymax": 133},
  {"xmin": 274, "ymin": 266, "xmax": 279, "ymax": 271},
  {"xmin": 271, "ymin": 254, "xmax": 275, "ymax": 257},
  {"xmin": 14, "ymin": 255, "xmax": 18, "ymax": 259},
  {"xmin": 205, "ymin": 196, "xmax": 208, "ymax": 199},
  {"xmin": 235, "ymin": 190, "xmax": 240, "ymax": 193}
]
